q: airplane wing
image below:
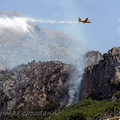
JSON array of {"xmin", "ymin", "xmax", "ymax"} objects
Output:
[
  {"xmin": 84, "ymin": 18, "xmax": 91, "ymax": 23},
  {"xmin": 84, "ymin": 18, "xmax": 89, "ymax": 22}
]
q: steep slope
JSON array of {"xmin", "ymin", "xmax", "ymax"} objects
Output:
[
  {"xmin": 0, "ymin": 50, "xmax": 102, "ymax": 112},
  {"xmin": 80, "ymin": 47, "xmax": 120, "ymax": 100},
  {"xmin": 0, "ymin": 24, "xmax": 73, "ymax": 68},
  {"xmin": 85, "ymin": 50, "xmax": 102, "ymax": 67},
  {"xmin": 44, "ymin": 99, "xmax": 120, "ymax": 120},
  {"xmin": 0, "ymin": 61, "xmax": 72, "ymax": 112}
]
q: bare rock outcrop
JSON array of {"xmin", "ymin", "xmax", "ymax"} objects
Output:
[
  {"xmin": 80, "ymin": 47, "xmax": 120, "ymax": 100},
  {"xmin": 85, "ymin": 50, "xmax": 102, "ymax": 67},
  {"xmin": 0, "ymin": 61, "xmax": 72, "ymax": 112}
]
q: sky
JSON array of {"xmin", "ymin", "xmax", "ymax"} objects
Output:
[{"xmin": 0, "ymin": 0, "xmax": 120, "ymax": 53}]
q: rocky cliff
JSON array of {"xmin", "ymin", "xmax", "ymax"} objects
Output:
[
  {"xmin": 0, "ymin": 50, "xmax": 103, "ymax": 112},
  {"xmin": 0, "ymin": 61, "xmax": 72, "ymax": 112},
  {"xmin": 80, "ymin": 47, "xmax": 120, "ymax": 100},
  {"xmin": 85, "ymin": 50, "xmax": 102, "ymax": 67}
]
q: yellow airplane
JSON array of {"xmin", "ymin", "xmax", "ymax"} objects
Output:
[{"xmin": 78, "ymin": 17, "xmax": 91, "ymax": 23}]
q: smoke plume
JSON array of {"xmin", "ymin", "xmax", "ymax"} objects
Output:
[
  {"xmin": 67, "ymin": 55, "xmax": 86, "ymax": 105},
  {"xmin": 0, "ymin": 17, "xmax": 33, "ymax": 35},
  {"xmin": 29, "ymin": 18, "xmax": 77, "ymax": 24}
]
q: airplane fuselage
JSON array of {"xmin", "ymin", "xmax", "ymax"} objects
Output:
[{"xmin": 78, "ymin": 17, "xmax": 91, "ymax": 23}]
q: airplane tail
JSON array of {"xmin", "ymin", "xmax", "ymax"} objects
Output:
[{"xmin": 78, "ymin": 17, "xmax": 82, "ymax": 22}]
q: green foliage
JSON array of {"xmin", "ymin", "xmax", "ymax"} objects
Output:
[
  {"xmin": 114, "ymin": 91, "xmax": 120, "ymax": 99},
  {"xmin": 2, "ymin": 99, "xmax": 120, "ymax": 120},
  {"xmin": 45, "ymin": 99, "xmax": 120, "ymax": 120},
  {"xmin": 69, "ymin": 111, "xmax": 86, "ymax": 120}
]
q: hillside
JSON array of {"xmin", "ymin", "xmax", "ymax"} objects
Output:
[
  {"xmin": 44, "ymin": 98, "xmax": 120, "ymax": 120},
  {"xmin": 0, "ymin": 11, "xmax": 86, "ymax": 69},
  {"xmin": 0, "ymin": 61, "xmax": 73, "ymax": 113}
]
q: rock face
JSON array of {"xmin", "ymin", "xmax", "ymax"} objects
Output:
[
  {"xmin": 80, "ymin": 47, "xmax": 120, "ymax": 100},
  {"xmin": 0, "ymin": 49, "xmax": 114, "ymax": 112},
  {"xmin": 85, "ymin": 51, "xmax": 102, "ymax": 67},
  {"xmin": 0, "ymin": 61, "xmax": 72, "ymax": 112}
]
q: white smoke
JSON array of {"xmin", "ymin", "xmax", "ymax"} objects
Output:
[
  {"xmin": 0, "ymin": 16, "xmax": 77, "ymax": 37},
  {"xmin": 0, "ymin": 16, "xmax": 77, "ymax": 36},
  {"xmin": 67, "ymin": 55, "xmax": 86, "ymax": 106},
  {"xmin": 29, "ymin": 18, "xmax": 77, "ymax": 24},
  {"xmin": 0, "ymin": 17, "xmax": 33, "ymax": 35}
]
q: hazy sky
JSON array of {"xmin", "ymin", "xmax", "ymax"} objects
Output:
[{"xmin": 0, "ymin": 0, "xmax": 120, "ymax": 53}]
